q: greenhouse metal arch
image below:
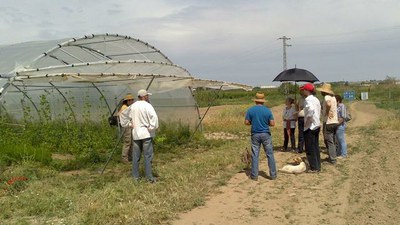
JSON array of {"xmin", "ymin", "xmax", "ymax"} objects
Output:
[{"xmin": 0, "ymin": 34, "xmax": 200, "ymax": 126}]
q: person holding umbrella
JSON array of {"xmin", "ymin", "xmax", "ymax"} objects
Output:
[{"xmin": 300, "ymin": 83, "xmax": 321, "ymax": 172}]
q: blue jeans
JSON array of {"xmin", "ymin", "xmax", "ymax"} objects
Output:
[
  {"xmin": 132, "ymin": 138, "xmax": 154, "ymax": 181},
  {"xmin": 336, "ymin": 125, "xmax": 347, "ymax": 157},
  {"xmin": 250, "ymin": 133, "xmax": 277, "ymax": 178}
]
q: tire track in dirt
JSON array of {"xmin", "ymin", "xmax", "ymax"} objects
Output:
[
  {"xmin": 173, "ymin": 101, "xmax": 396, "ymax": 225},
  {"xmin": 343, "ymin": 102, "xmax": 400, "ymax": 225}
]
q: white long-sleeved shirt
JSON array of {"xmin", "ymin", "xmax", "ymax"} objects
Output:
[
  {"xmin": 304, "ymin": 94, "xmax": 321, "ymax": 131},
  {"xmin": 119, "ymin": 100, "xmax": 159, "ymax": 140}
]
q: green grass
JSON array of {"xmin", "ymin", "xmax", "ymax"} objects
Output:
[
  {"xmin": 330, "ymin": 83, "xmax": 400, "ymax": 111},
  {"xmin": 0, "ymin": 115, "xmax": 249, "ymax": 224},
  {"xmin": 0, "ymin": 138, "xmax": 247, "ymax": 224},
  {"xmin": 194, "ymin": 87, "xmax": 286, "ymax": 107},
  {"xmin": 0, "ymin": 143, "xmax": 52, "ymax": 167},
  {"xmin": 1, "ymin": 83, "xmax": 399, "ymax": 224}
]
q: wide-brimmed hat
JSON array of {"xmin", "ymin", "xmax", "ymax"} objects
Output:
[
  {"xmin": 123, "ymin": 94, "xmax": 134, "ymax": 101},
  {"xmin": 299, "ymin": 83, "xmax": 315, "ymax": 92},
  {"xmin": 316, "ymin": 83, "xmax": 335, "ymax": 95},
  {"xmin": 253, "ymin": 92, "xmax": 267, "ymax": 103}
]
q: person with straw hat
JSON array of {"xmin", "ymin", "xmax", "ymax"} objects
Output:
[
  {"xmin": 245, "ymin": 92, "xmax": 277, "ymax": 181},
  {"xmin": 118, "ymin": 94, "xmax": 135, "ymax": 164},
  {"xmin": 316, "ymin": 83, "xmax": 339, "ymax": 164},
  {"xmin": 300, "ymin": 83, "xmax": 321, "ymax": 172}
]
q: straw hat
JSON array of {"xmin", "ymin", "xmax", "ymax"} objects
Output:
[
  {"xmin": 316, "ymin": 83, "xmax": 335, "ymax": 95},
  {"xmin": 253, "ymin": 92, "xmax": 267, "ymax": 103},
  {"xmin": 123, "ymin": 94, "xmax": 134, "ymax": 101}
]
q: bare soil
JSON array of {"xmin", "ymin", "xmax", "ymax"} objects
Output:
[{"xmin": 173, "ymin": 101, "xmax": 400, "ymax": 225}]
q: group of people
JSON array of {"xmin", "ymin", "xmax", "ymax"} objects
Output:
[
  {"xmin": 245, "ymin": 83, "xmax": 348, "ymax": 180},
  {"xmin": 118, "ymin": 89, "xmax": 159, "ymax": 183},
  {"xmin": 116, "ymin": 83, "xmax": 348, "ymax": 182}
]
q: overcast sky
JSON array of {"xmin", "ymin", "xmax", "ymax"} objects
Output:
[{"xmin": 1, "ymin": 0, "xmax": 399, "ymax": 86}]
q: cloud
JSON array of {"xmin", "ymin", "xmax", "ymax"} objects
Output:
[
  {"xmin": 61, "ymin": 6, "xmax": 74, "ymax": 14},
  {"xmin": 0, "ymin": 0, "xmax": 399, "ymax": 85}
]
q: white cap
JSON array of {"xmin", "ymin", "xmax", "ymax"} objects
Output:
[{"xmin": 138, "ymin": 89, "xmax": 152, "ymax": 97}]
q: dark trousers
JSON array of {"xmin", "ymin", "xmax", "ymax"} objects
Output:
[
  {"xmin": 323, "ymin": 123, "xmax": 338, "ymax": 163},
  {"xmin": 297, "ymin": 117, "xmax": 305, "ymax": 152},
  {"xmin": 283, "ymin": 128, "xmax": 296, "ymax": 150},
  {"xmin": 304, "ymin": 127, "xmax": 321, "ymax": 171}
]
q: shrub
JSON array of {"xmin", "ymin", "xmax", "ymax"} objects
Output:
[{"xmin": 0, "ymin": 143, "xmax": 52, "ymax": 166}]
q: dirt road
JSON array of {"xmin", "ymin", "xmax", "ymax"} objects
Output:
[{"xmin": 173, "ymin": 102, "xmax": 400, "ymax": 225}]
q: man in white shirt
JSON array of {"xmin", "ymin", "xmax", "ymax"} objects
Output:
[
  {"xmin": 317, "ymin": 83, "xmax": 339, "ymax": 164},
  {"xmin": 301, "ymin": 83, "xmax": 321, "ymax": 172},
  {"xmin": 120, "ymin": 89, "xmax": 159, "ymax": 182}
]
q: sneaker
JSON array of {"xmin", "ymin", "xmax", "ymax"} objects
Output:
[
  {"xmin": 280, "ymin": 147, "xmax": 289, "ymax": 152},
  {"xmin": 307, "ymin": 169, "xmax": 320, "ymax": 173},
  {"xmin": 250, "ymin": 176, "xmax": 258, "ymax": 181},
  {"xmin": 268, "ymin": 176, "xmax": 277, "ymax": 180},
  {"xmin": 337, "ymin": 156, "xmax": 343, "ymax": 159},
  {"xmin": 148, "ymin": 178, "xmax": 157, "ymax": 183}
]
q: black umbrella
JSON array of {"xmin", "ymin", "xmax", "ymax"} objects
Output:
[
  {"xmin": 273, "ymin": 68, "xmax": 319, "ymax": 99},
  {"xmin": 273, "ymin": 68, "xmax": 319, "ymax": 83}
]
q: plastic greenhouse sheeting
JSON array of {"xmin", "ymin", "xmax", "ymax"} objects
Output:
[{"xmin": 0, "ymin": 34, "xmax": 200, "ymax": 126}]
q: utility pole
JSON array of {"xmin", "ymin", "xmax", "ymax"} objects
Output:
[
  {"xmin": 278, "ymin": 36, "xmax": 291, "ymax": 71},
  {"xmin": 278, "ymin": 36, "xmax": 292, "ymax": 96}
]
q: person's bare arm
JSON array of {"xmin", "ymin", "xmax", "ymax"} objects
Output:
[
  {"xmin": 325, "ymin": 99, "xmax": 332, "ymax": 116},
  {"xmin": 245, "ymin": 120, "xmax": 251, "ymax": 125},
  {"xmin": 269, "ymin": 119, "xmax": 275, "ymax": 127}
]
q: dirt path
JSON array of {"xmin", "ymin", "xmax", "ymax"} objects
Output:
[{"xmin": 173, "ymin": 101, "xmax": 400, "ymax": 225}]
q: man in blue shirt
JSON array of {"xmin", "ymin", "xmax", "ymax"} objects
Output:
[{"xmin": 245, "ymin": 93, "xmax": 277, "ymax": 181}]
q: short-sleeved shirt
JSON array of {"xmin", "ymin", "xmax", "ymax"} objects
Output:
[
  {"xmin": 245, "ymin": 105, "xmax": 274, "ymax": 134},
  {"xmin": 322, "ymin": 95, "xmax": 339, "ymax": 124}
]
